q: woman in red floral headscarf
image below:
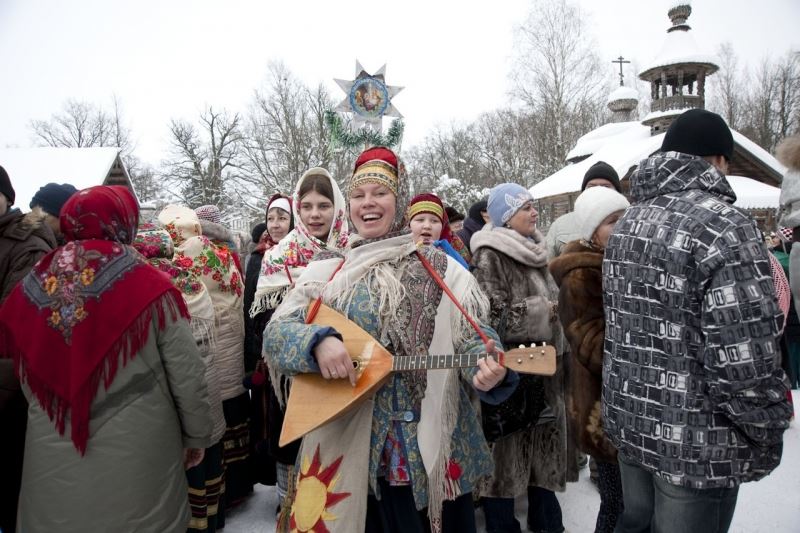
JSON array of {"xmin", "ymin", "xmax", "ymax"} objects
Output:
[{"xmin": 0, "ymin": 185, "xmax": 212, "ymax": 533}]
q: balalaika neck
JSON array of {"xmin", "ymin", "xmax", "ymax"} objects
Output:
[{"xmin": 391, "ymin": 353, "xmax": 491, "ymax": 371}]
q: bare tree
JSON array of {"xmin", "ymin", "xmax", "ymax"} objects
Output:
[
  {"xmin": 740, "ymin": 58, "xmax": 779, "ymax": 151},
  {"xmin": 162, "ymin": 106, "xmax": 243, "ymax": 208},
  {"xmin": 127, "ymin": 160, "xmax": 161, "ymax": 202},
  {"xmin": 29, "ymin": 96, "xmax": 166, "ymax": 200},
  {"xmin": 511, "ymin": 0, "xmax": 609, "ymax": 178},
  {"xmin": 709, "ymin": 43, "xmax": 747, "ymax": 130},
  {"xmin": 405, "ymin": 108, "xmax": 547, "ymax": 210},
  {"xmin": 235, "ymin": 62, "xmax": 360, "ymax": 215},
  {"xmin": 773, "ymin": 50, "xmax": 800, "ymax": 141},
  {"xmin": 30, "ymin": 98, "xmax": 131, "ymax": 152},
  {"xmin": 709, "ymin": 48, "xmax": 799, "ymax": 151}
]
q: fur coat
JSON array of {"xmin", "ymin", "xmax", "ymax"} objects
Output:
[
  {"xmin": 0, "ymin": 208, "xmax": 56, "ymax": 303},
  {"xmin": 471, "ymin": 226, "xmax": 574, "ymax": 495},
  {"xmin": 779, "ymin": 136, "xmax": 800, "ymax": 313},
  {"xmin": 548, "ymin": 240, "xmax": 617, "ymax": 463},
  {"xmin": 0, "ymin": 207, "xmax": 56, "ymax": 531}
]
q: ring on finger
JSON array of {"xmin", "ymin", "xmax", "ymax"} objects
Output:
[{"xmin": 331, "ymin": 371, "xmax": 338, "ymax": 378}]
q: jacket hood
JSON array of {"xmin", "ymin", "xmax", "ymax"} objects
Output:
[
  {"xmin": 456, "ymin": 216, "xmax": 484, "ymax": 247},
  {"xmin": 630, "ymin": 151, "xmax": 736, "ymax": 204},
  {"xmin": 470, "ymin": 225, "xmax": 548, "ymax": 268},
  {"xmin": 548, "ymin": 240, "xmax": 602, "ymax": 287},
  {"xmin": 198, "ymin": 219, "xmax": 236, "ymax": 250},
  {"xmin": 0, "ymin": 208, "xmax": 22, "ymax": 233},
  {"xmin": 0, "ymin": 208, "xmax": 56, "ymax": 245}
]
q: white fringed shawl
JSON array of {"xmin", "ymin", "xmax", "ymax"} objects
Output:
[{"xmin": 271, "ymin": 234, "xmax": 490, "ymax": 531}]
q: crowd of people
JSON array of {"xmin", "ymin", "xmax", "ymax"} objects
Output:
[{"xmin": 0, "ymin": 108, "xmax": 796, "ymax": 533}]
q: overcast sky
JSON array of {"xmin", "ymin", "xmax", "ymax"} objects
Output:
[{"xmin": 1, "ymin": 0, "xmax": 798, "ymax": 168}]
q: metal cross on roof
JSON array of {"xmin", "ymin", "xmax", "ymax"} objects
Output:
[{"xmin": 612, "ymin": 55, "xmax": 631, "ymax": 86}]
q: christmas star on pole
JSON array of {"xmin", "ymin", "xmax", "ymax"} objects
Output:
[{"xmin": 334, "ymin": 61, "xmax": 403, "ymax": 131}]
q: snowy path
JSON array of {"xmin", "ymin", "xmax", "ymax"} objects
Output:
[{"xmin": 225, "ymin": 391, "xmax": 800, "ymax": 532}]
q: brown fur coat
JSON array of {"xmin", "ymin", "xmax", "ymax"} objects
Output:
[{"xmin": 549, "ymin": 239, "xmax": 617, "ymax": 463}]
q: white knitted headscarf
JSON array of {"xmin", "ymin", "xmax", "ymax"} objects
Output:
[{"xmin": 574, "ymin": 187, "xmax": 630, "ymax": 242}]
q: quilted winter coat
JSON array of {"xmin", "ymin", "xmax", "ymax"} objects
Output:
[
  {"xmin": 602, "ymin": 152, "xmax": 791, "ymax": 489},
  {"xmin": 16, "ymin": 303, "xmax": 212, "ymax": 533}
]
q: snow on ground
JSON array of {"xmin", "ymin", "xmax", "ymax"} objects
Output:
[{"xmin": 225, "ymin": 391, "xmax": 800, "ymax": 532}]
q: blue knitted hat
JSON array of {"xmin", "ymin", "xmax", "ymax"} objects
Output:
[{"xmin": 487, "ymin": 183, "xmax": 533, "ymax": 227}]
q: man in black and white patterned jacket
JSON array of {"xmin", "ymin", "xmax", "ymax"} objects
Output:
[{"xmin": 602, "ymin": 109, "xmax": 792, "ymax": 533}]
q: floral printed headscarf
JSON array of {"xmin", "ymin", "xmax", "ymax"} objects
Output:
[
  {"xmin": 250, "ymin": 168, "xmax": 349, "ymax": 315},
  {"xmin": 0, "ymin": 186, "xmax": 188, "ymax": 454},
  {"xmin": 157, "ymin": 205, "xmax": 244, "ymax": 306},
  {"xmin": 61, "ymin": 185, "xmax": 140, "ymax": 244},
  {"xmin": 133, "ymin": 222, "xmax": 216, "ymax": 339}
]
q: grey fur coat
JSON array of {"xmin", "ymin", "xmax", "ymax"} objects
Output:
[{"xmin": 471, "ymin": 226, "xmax": 575, "ymax": 495}]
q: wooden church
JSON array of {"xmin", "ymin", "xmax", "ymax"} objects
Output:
[{"xmin": 531, "ymin": 4, "xmax": 785, "ymax": 233}]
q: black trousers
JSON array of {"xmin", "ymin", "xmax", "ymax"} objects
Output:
[
  {"xmin": 0, "ymin": 390, "xmax": 26, "ymax": 533},
  {"xmin": 595, "ymin": 460, "xmax": 623, "ymax": 533},
  {"xmin": 365, "ymin": 477, "xmax": 477, "ymax": 533}
]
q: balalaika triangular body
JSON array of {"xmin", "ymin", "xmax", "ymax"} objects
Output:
[{"xmin": 279, "ymin": 304, "xmax": 556, "ymax": 447}]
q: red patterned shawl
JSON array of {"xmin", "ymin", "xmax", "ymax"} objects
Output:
[{"xmin": 0, "ymin": 186, "xmax": 188, "ymax": 454}]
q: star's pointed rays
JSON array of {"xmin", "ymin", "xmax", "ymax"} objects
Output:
[{"xmin": 332, "ymin": 61, "xmax": 403, "ymax": 133}]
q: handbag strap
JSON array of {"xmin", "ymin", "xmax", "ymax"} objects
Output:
[{"xmin": 414, "ymin": 249, "xmax": 503, "ymax": 365}]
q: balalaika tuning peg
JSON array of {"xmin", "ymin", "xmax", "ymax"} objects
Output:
[
  {"xmin": 518, "ymin": 344, "xmax": 524, "ymax": 349},
  {"xmin": 530, "ymin": 343, "xmax": 535, "ymax": 347}
]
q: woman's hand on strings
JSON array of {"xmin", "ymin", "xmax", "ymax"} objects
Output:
[
  {"xmin": 314, "ymin": 336, "xmax": 357, "ymax": 386},
  {"xmin": 473, "ymin": 339, "xmax": 507, "ymax": 392}
]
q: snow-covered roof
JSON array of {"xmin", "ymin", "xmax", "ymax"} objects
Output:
[
  {"xmin": 533, "ymin": 123, "xmax": 663, "ymax": 198},
  {"xmin": 566, "ymin": 121, "xmax": 651, "ymax": 162},
  {"xmin": 0, "ymin": 147, "xmax": 125, "ymax": 209},
  {"xmin": 531, "ymin": 114, "xmax": 786, "ymax": 210},
  {"xmin": 607, "ymin": 86, "xmax": 639, "ymax": 104},
  {"xmin": 727, "ymin": 176, "xmax": 780, "ymax": 209},
  {"xmin": 731, "ymin": 131, "xmax": 786, "ymax": 176},
  {"xmin": 640, "ymin": 28, "xmax": 717, "ymax": 77},
  {"xmin": 641, "ymin": 107, "xmax": 695, "ymax": 124}
]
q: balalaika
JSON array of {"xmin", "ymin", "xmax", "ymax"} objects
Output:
[{"xmin": 279, "ymin": 303, "xmax": 556, "ymax": 446}]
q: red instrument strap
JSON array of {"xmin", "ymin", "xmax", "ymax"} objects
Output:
[
  {"xmin": 414, "ymin": 250, "xmax": 504, "ymax": 366},
  {"xmin": 305, "ymin": 259, "xmax": 346, "ymax": 324},
  {"xmin": 284, "ymin": 263, "xmax": 293, "ymax": 285}
]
